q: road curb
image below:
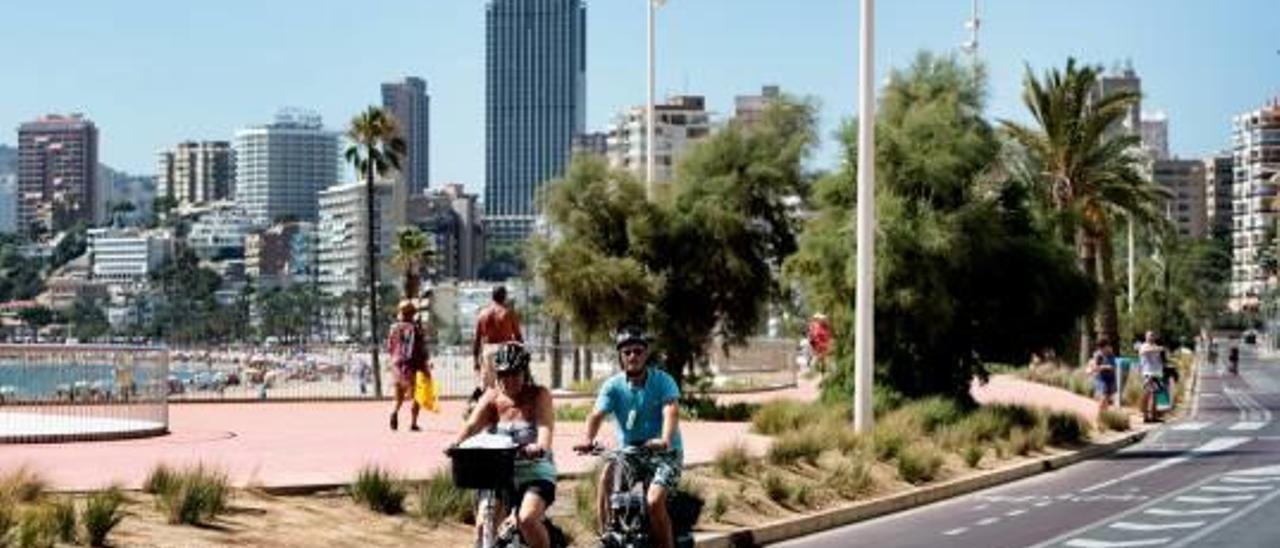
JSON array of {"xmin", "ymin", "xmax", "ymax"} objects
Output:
[{"xmin": 694, "ymin": 429, "xmax": 1149, "ymax": 547}]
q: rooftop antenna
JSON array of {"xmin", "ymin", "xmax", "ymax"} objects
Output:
[{"xmin": 961, "ymin": 0, "xmax": 980, "ymax": 60}]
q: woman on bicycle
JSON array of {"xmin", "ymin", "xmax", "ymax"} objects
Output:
[
  {"xmin": 451, "ymin": 342, "xmax": 557, "ymax": 548},
  {"xmin": 1138, "ymin": 331, "xmax": 1166, "ymax": 423}
]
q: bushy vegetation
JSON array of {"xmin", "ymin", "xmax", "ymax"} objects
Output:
[
  {"xmin": 81, "ymin": 488, "xmax": 126, "ymax": 547},
  {"xmin": 1046, "ymin": 411, "xmax": 1090, "ymax": 446},
  {"xmin": 350, "ymin": 466, "xmax": 406, "ymax": 515},
  {"xmin": 896, "ymin": 444, "xmax": 945, "ymax": 484},
  {"xmin": 0, "ymin": 466, "xmax": 47, "ymax": 504},
  {"xmin": 414, "ymin": 470, "xmax": 473, "ymax": 526},
  {"xmin": 1099, "ymin": 409, "xmax": 1131, "ymax": 431},
  {"xmin": 142, "ymin": 463, "xmax": 177, "ymax": 495},
  {"xmin": 149, "ymin": 464, "xmax": 230, "ymax": 525},
  {"xmin": 713, "ymin": 442, "xmax": 752, "ymax": 477}
]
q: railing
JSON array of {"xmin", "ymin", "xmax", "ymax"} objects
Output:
[{"xmin": 0, "ymin": 344, "xmax": 169, "ymax": 443}]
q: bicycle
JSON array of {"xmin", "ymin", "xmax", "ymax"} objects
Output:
[
  {"xmin": 448, "ymin": 440, "xmax": 567, "ymax": 548},
  {"xmin": 578, "ymin": 443, "xmax": 699, "ymax": 548}
]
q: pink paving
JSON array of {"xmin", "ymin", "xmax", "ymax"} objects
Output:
[
  {"xmin": 972, "ymin": 374, "xmax": 1100, "ymax": 423},
  {"xmin": 1, "ymin": 375, "xmax": 1088, "ymax": 492}
]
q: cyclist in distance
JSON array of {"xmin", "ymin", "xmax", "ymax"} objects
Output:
[
  {"xmin": 451, "ymin": 342, "xmax": 557, "ymax": 548},
  {"xmin": 574, "ymin": 325, "xmax": 683, "ymax": 548}
]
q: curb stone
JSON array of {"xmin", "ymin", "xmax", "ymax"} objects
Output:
[{"xmin": 694, "ymin": 429, "xmax": 1149, "ymax": 548}]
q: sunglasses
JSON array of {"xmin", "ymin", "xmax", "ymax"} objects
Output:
[{"xmin": 620, "ymin": 347, "xmax": 647, "ymax": 357}]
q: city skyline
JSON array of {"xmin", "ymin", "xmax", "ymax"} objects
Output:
[{"xmin": 2, "ymin": 0, "xmax": 1279, "ymax": 196}]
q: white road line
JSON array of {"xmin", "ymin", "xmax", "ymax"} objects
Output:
[
  {"xmin": 1223, "ymin": 388, "xmax": 1249, "ymax": 422},
  {"xmin": 943, "ymin": 527, "xmax": 968, "ymax": 536},
  {"xmin": 976, "ymin": 517, "xmax": 1000, "ymax": 526},
  {"xmin": 1064, "ymin": 538, "xmax": 1173, "ymax": 548},
  {"xmin": 1230, "ymin": 421, "xmax": 1266, "ymax": 431},
  {"xmin": 1171, "ymin": 421, "xmax": 1210, "ymax": 431},
  {"xmin": 1079, "ymin": 437, "xmax": 1252, "ymax": 493},
  {"xmin": 1220, "ymin": 476, "xmax": 1280, "ymax": 484},
  {"xmin": 1035, "ymin": 500, "xmax": 1054, "ymax": 507},
  {"xmin": 1144, "ymin": 507, "xmax": 1232, "ymax": 516},
  {"xmin": 1166, "ymin": 486, "xmax": 1280, "ymax": 548},
  {"xmin": 1175, "ymin": 495, "xmax": 1257, "ymax": 504},
  {"xmin": 1200, "ymin": 485, "xmax": 1272, "ymax": 493},
  {"xmin": 1109, "ymin": 520, "xmax": 1206, "ymax": 531},
  {"xmin": 1006, "ymin": 509, "xmax": 1027, "ymax": 517}
]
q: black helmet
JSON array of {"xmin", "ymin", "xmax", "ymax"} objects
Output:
[
  {"xmin": 494, "ymin": 342, "xmax": 531, "ymax": 375},
  {"xmin": 614, "ymin": 325, "xmax": 650, "ymax": 350}
]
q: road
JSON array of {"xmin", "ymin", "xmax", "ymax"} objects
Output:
[{"xmin": 778, "ymin": 343, "xmax": 1280, "ymax": 548}]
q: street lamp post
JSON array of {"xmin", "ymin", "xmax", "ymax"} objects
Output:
[
  {"xmin": 646, "ymin": 0, "xmax": 663, "ymax": 200},
  {"xmin": 854, "ymin": 0, "xmax": 876, "ymax": 433}
]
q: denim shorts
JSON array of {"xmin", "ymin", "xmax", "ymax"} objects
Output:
[{"xmin": 623, "ymin": 449, "xmax": 684, "ymax": 490}]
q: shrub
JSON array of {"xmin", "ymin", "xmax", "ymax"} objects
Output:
[
  {"xmin": 751, "ymin": 400, "xmax": 811, "ymax": 436},
  {"xmin": 570, "ymin": 377, "xmax": 605, "ymax": 395},
  {"xmin": 0, "ymin": 503, "xmax": 12, "ymax": 545},
  {"xmin": 714, "ymin": 442, "xmax": 752, "ymax": 477},
  {"xmin": 1099, "ymin": 409, "xmax": 1131, "ymax": 431},
  {"xmin": 1027, "ymin": 425, "xmax": 1049, "ymax": 453},
  {"xmin": 828, "ymin": 458, "xmax": 874, "ymax": 499},
  {"xmin": 762, "ymin": 472, "xmax": 792, "ymax": 504},
  {"xmin": 1046, "ymin": 411, "xmax": 1089, "ymax": 446},
  {"xmin": 160, "ymin": 465, "xmax": 230, "ymax": 525},
  {"xmin": 574, "ymin": 465, "xmax": 602, "ymax": 532},
  {"xmin": 1007, "ymin": 428, "xmax": 1032, "ymax": 456},
  {"xmin": 554, "ymin": 403, "xmax": 593, "ymax": 422},
  {"xmin": 900, "ymin": 397, "xmax": 965, "ymax": 433},
  {"xmin": 415, "ymin": 469, "xmax": 473, "ymax": 526},
  {"xmin": 0, "ymin": 466, "xmax": 46, "ymax": 503},
  {"xmin": 710, "ymin": 493, "xmax": 729, "ymax": 522},
  {"xmin": 142, "ymin": 463, "xmax": 177, "ymax": 495},
  {"xmin": 896, "ymin": 444, "xmax": 944, "ymax": 485},
  {"xmin": 13, "ymin": 503, "xmax": 66, "ymax": 548},
  {"xmin": 81, "ymin": 487, "xmax": 126, "ymax": 547},
  {"xmin": 963, "ymin": 446, "xmax": 983, "ymax": 468},
  {"xmin": 350, "ymin": 466, "xmax": 406, "ymax": 515},
  {"xmin": 49, "ymin": 497, "xmax": 76, "ymax": 543},
  {"xmin": 791, "ymin": 484, "xmax": 814, "ymax": 507},
  {"xmin": 870, "ymin": 422, "xmax": 910, "ymax": 462},
  {"xmin": 768, "ymin": 428, "xmax": 826, "ymax": 466},
  {"xmin": 682, "ymin": 398, "xmax": 758, "ymax": 422}
]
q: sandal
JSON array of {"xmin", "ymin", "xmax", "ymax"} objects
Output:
[{"xmin": 390, "ymin": 413, "xmax": 398, "ymax": 431}]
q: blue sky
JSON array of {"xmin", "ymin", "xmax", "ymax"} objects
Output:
[{"xmin": 2, "ymin": 0, "xmax": 1277, "ymax": 195}]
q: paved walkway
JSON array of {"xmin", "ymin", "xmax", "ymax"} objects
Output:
[
  {"xmin": 971, "ymin": 374, "xmax": 1100, "ymax": 423},
  {"xmin": 1, "ymin": 375, "xmax": 1091, "ymax": 492}
]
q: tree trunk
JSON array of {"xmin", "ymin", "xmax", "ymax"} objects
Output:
[
  {"xmin": 366, "ymin": 161, "xmax": 383, "ymax": 398},
  {"xmin": 572, "ymin": 345, "xmax": 582, "ymax": 383},
  {"xmin": 551, "ymin": 320, "xmax": 563, "ymax": 389},
  {"xmin": 583, "ymin": 347, "xmax": 594, "ymax": 382},
  {"xmin": 1094, "ymin": 223, "xmax": 1121, "ymax": 347},
  {"xmin": 1077, "ymin": 227, "xmax": 1094, "ymax": 366}
]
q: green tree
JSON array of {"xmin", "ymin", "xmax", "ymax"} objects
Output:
[
  {"xmin": 787, "ymin": 52, "xmax": 1094, "ymax": 401},
  {"xmin": 345, "ymin": 106, "xmax": 406, "ymax": 398},
  {"xmin": 391, "ymin": 226, "xmax": 435, "ymax": 302},
  {"xmin": 1000, "ymin": 58, "xmax": 1169, "ymax": 353},
  {"xmin": 17, "ymin": 305, "xmax": 56, "ymax": 341},
  {"xmin": 68, "ymin": 295, "xmax": 110, "ymax": 341}
]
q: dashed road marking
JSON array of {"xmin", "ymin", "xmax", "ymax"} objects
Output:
[
  {"xmin": 1079, "ymin": 437, "xmax": 1251, "ymax": 493},
  {"xmin": 1175, "ymin": 494, "xmax": 1257, "ymax": 504},
  {"xmin": 1171, "ymin": 421, "xmax": 1210, "ymax": 431},
  {"xmin": 976, "ymin": 517, "xmax": 1000, "ymax": 526},
  {"xmin": 1144, "ymin": 507, "xmax": 1232, "ymax": 516},
  {"xmin": 1230, "ymin": 421, "xmax": 1266, "ymax": 431},
  {"xmin": 943, "ymin": 527, "xmax": 968, "ymax": 536},
  {"xmin": 1109, "ymin": 520, "xmax": 1206, "ymax": 531},
  {"xmin": 1064, "ymin": 538, "xmax": 1172, "ymax": 548},
  {"xmin": 1006, "ymin": 509, "xmax": 1027, "ymax": 517},
  {"xmin": 1200, "ymin": 485, "xmax": 1271, "ymax": 493},
  {"xmin": 1220, "ymin": 476, "xmax": 1280, "ymax": 484}
]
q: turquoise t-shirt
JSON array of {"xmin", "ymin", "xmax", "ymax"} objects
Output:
[{"xmin": 594, "ymin": 366, "xmax": 683, "ymax": 454}]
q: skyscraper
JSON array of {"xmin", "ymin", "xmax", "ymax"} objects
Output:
[
  {"xmin": 157, "ymin": 141, "xmax": 235, "ymax": 207},
  {"xmin": 1141, "ymin": 112, "xmax": 1169, "ymax": 161},
  {"xmin": 0, "ymin": 174, "xmax": 16, "ymax": 234},
  {"xmin": 381, "ymin": 77, "xmax": 431, "ymax": 195},
  {"xmin": 234, "ymin": 109, "xmax": 339, "ymax": 226},
  {"xmin": 1204, "ymin": 152, "xmax": 1234, "ymax": 238},
  {"xmin": 485, "ymin": 0, "xmax": 587, "ymax": 245},
  {"xmin": 1093, "ymin": 63, "xmax": 1142, "ymax": 141},
  {"xmin": 607, "ymin": 95, "xmax": 712, "ymax": 185},
  {"xmin": 1152, "ymin": 158, "xmax": 1207, "ymax": 240},
  {"xmin": 17, "ymin": 114, "xmax": 99, "ymax": 235}
]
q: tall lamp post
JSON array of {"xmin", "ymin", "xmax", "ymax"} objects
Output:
[
  {"xmin": 854, "ymin": 0, "xmax": 876, "ymax": 433},
  {"xmin": 647, "ymin": 0, "xmax": 666, "ymax": 200}
]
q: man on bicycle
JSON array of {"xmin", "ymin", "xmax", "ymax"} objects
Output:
[
  {"xmin": 452, "ymin": 343, "xmax": 557, "ymax": 548},
  {"xmin": 575, "ymin": 325, "xmax": 683, "ymax": 548}
]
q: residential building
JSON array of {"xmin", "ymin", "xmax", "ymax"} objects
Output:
[
  {"xmin": 1205, "ymin": 152, "xmax": 1234, "ymax": 238},
  {"xmin": 234, "ymin": 109, "xmax": 340, "ymax": 226},
  {"xmin": 316, "ymin": 181, "xmax": 398, "ymax": 299},
  {"xmin": 1152, "ymin": 158, "xmax": 1207, "ymax": 239},
  {"xmin": 245, "ymin": 221, "xmax": 316, "ymax": 292},
  {"xmin": 87, "ymin": 227, "xmax": 173, "ymax": 284},
  {"xmin": 571, "ymin": 132, "xmax": 609, "ymax": 158},
  {"xmin": 406, "ymin": 183, "xmax": 484, "ymax": 281},
  {"xmin": 382, "ymin": 77, "xmax": 431, "ymax": 195},
  {"xmin": 1141, "ymin": 111, "xmax": 1169, "ymax": 161},
  {"xmin": 1231, "ymin": 100, "xmax": 1280, "ymax": 310},
  {"xmin": 734, "ymin": 85, "xmax": 782, "ymax": 127},
  {"xmin": 186, "ymin": 203, "xmax": 254, "ymax": 260},
  {"xmin": 39, "ymin": 257, "xmax": 106, "ymax": 311},
  {"xmin": 157, "ymin": 141, "xmax": 234, "ymax": 207},
  {"xmin": 485, "ymin": 0, "xmax": 587, "ymax": 246},
  {"xmin": 607, "ymin": 95, "xmax": 712, "ymax": 185},
  {"xmin": 1092, "ymin": 63, "xmax": 1142, "ymax": 141},
  {"xmin": 17, "ymin": 114, "xmax": 99, "ymax": 235},
  {"xmin": 0, "ymin": 174, "xmax": 15, "ymax": 234}
]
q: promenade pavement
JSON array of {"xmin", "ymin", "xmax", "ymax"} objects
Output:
[{"xmin": 0, "ymin": 375, "xmax": 1091, "ymax": 492}]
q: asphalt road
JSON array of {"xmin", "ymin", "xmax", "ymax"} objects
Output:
[{"xmin": 777, "ymin": 343, "xmax": 1280, "ymax": 548}]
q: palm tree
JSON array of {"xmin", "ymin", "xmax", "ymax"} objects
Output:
[
  {"xmin": 344, "ymin": 107, "xmax": 406, "ymax": 398},
  {"xmin": 1001, "ymin": 58, "xmax": 1169, "ymax": 355},
  {"xmin": 391, "ymin": 226, "xmax": 435, "ymax": 302}
]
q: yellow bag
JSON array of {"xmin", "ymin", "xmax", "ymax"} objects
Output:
[{"xmin": 414, "ymin": 371, "xmax": 439, "ymax": 412}]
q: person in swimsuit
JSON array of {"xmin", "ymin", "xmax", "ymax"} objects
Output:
[{"xmin": 452, "ymin": 342, "xmax": 556, "ymax": 548}]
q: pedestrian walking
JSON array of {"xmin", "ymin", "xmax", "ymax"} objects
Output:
[
  {"xmin": 472, "ymin": 285, "xmax": 524, "ymax": 396},
  {"xmin": 1138, "ymin": 331, "xmax": 1166, "ymax": 423},
  {"xmin": 1089, "ymin": 338, "xmax": 1117, "ymax": 419},
  {"xmin": 807, "ymin": 313, "xmax": 832, "ymax": 374},
  {"xmin": 388, "ymin": 300, "xmax": 430, "ymax": 431}
]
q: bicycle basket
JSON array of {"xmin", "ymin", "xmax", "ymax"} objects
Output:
[{"xmin": 449, "ymin": 445, "xmax": 517, "ymax": 490}]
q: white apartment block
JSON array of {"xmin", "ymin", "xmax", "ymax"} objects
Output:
[
  {"xmin": 1230, "ymin": 100, "xmax": 1280, "ymax": 310},
  {"xmin": 186, "ymin": 202, "xmax": 254, "ymax": 260},
  {"xmin": 606, "ymin": 95, "xmax": 712, "ymax": 185},
  {"xmin": 87, "ymin": 228, "xmax": 173, "ymax": 284},
  {"xmin": 157, "ymin": 141, "xmax": 234, "ymax": 207},
  {"xmin": 1152, "ymin": 158, "xmax": 1207, "ymax": 239},
  {"xmin": 234, "ymin": 109, "xmax": 339, "ymax": 226},
  {"xmin": 316, "ymin": 181, "xmax": 398, "ymax": 299}
]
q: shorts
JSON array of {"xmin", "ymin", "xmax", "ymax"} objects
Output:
[
  {"xmin": 1093, "ymin": 375, "xmax": 1116, "ymax": 397},
  {"xmin": 623, "ymin": 449, "xmax": 684, "ymax": 490},
  {"xmin": 517, "ymin": 479, "xmax": 556, "ymax": 507}
]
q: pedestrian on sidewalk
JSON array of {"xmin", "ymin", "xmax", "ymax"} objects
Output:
[
  {"xmin": 388, "ymin": 300, "xmax": 429, "ymax": 431},
  {"xmin": 1138, "ymin": 331, "xmax": 1166, "ymax": 423},
  {"xmin": 807, "ymin": 313, "xmax": 832, "ymax": 374},
  {"xmin": 471, "ymin": 285, "xmax": 523, "ymax": 397},
  {"xmin": 1089, "ymin": 338, "xmax": 1117, "ymax": 419}
]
